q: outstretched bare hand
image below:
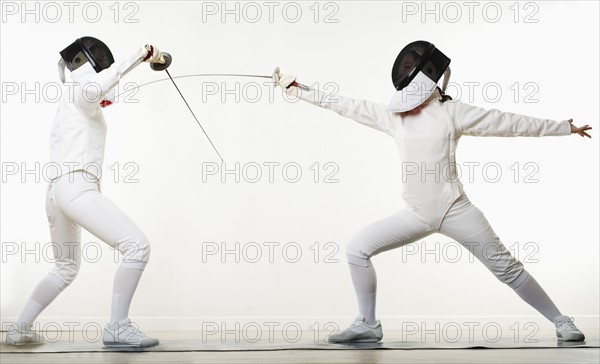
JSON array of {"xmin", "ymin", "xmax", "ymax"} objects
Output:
[{"xmin": 569, "ymin": 119, "xmax": 592, "ymax": 138}]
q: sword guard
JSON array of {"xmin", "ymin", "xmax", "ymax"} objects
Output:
[{"xmin": 151, "ymin": 52, "xmax": 172, "ymax": 71}]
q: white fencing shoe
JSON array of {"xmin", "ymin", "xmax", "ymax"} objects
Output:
[
  {"xmin": 103, "ymin": 319, "xmax": 159, "ymax": 348},
  {"xmin": 328, "ymin": 316, "xmax": 383, "ymax": 343},
  {"xmin": 555, "ymin": 316, "xmax": 585, "ymax": 342},
  {"xmin": 4, "ymin": 325, "xmax": 45, "ymax": 345}
]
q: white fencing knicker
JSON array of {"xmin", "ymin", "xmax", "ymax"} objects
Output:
[
  {"xmin": 345, "ymin": 193, "xmax": 529, "ymax": 289},
  {"xmin": 45, "ymin": 171, "xmax": 150, "ymax": 289}
]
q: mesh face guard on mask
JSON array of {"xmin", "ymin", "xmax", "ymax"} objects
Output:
[
  {"xmin": 60, "ymin": 36, "xmax": 115, "ymax": 73},
  {"xmin": 391, "ymin": 41, "xmax": 450, "ymax": 92},
  {"xmin": 388, "ymin": 40, "xmax": 451, "ymax": 113}
]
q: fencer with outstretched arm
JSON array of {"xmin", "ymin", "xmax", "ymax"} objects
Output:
[
  {"xmin": 275, "ymin": 40, "xmax": 591, "ymax": 344},
  {"xmin": 6, "ymin": 37, "xmax": 166, "ymax": 348}
]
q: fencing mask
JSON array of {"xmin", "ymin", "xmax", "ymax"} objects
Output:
[
  {"xmin": 58, "ymin": 36, "xmax": 114, "ymax": 83},
  {"xmin": 389, "ymin": 41, "xmax": 451, "ymax": 113}
]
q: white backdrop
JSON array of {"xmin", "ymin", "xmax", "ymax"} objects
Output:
[{"xmin": 1, "ymin": 1, "xmax": 598, "ymax": 335}]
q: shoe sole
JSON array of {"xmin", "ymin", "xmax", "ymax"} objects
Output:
[
  {"xmin": 327, "ymin": 330, "xmax": 383, "ymax": 344},
  {"xmin": 4, "ymin": 340, "xmax": 44, "ymax": 346},
  {"xmin": 557, "ymin": 331, "xmax": 585, "ymax": 342},
  {"xmin": 328, "ymin": 338, "xmax": 382, "ymax": 343},
  {"xmin": 4, "ymin": 343, "xmax": 44, "ymax": 346},
  {"xmin": 557, "ymin": 337, "xmax": 586, "ymax": 342},
  {"xmin": 103, "ymin": 342, "xmax": 159, "ymax": 348}
]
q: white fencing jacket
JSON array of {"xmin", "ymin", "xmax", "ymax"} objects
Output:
[
  {"xmin": 49, "ymin": 51, "xmax": 144, "ymax": 181},
  {"xmin": 299, "ymin": 89, "xmax": 571, "ymax": 229}
]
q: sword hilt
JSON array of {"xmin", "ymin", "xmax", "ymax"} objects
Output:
[{"xmin": 150, "ymin": 52, "xmax": 173, "ymax": 71}]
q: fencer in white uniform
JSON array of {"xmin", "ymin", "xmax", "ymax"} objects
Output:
[
  {"xmin": 276, "ymin": 41, "xmax": 591, "ymax": 343},
  {"xmin": 5, "ymin": 37, "xmax": 166, "ymax": 347}
]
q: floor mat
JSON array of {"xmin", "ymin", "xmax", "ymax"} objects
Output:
[{"xmin": 1, "ymin": 338, "xmax": 598, "ymax": 353}]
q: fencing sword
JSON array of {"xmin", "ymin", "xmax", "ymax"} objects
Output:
[
  {"xmin": 148, "ymin": 57, "xmax": 310, "ymax": 162},
  {"xmin": 150, "ymin": 53, "xmax": 226, "ymax": 162},
  {"xmin": 141, "ymin": 67, "xmax": 309, "ymax": 93}
]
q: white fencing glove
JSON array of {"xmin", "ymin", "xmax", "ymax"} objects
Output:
[
  {"xmin": 279, "ymin": 74, "xmax": 299, "ymax": 97},
  {"xmin": 139, "ymin": 44, "xmax": 165, "ymax": 63}
]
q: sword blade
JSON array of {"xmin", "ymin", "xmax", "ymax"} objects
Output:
[{"xmin": 165, "ymin": 69, "xmax": 225, "ymax": 162}]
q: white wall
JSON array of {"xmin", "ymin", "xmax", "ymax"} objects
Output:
[{"xmin": 1, "ymin": 1, "xmax": 598, "ymax": 335}]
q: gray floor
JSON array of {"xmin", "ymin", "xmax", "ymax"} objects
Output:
[
  {"xmin": 2, "ymin": 349, "xmax": 600, "ymax": 364},
  {"xmin": 1, "ymin": 331, "xmax": 599, "ymax": 364}
]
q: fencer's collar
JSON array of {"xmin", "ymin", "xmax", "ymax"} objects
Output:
[
  {"xmin": 423, "ymin": 89, "xmax": 441, "ymax": 106},
  {"xmin": 388, "ymin": 71, "xmax": 437, "ymax": 113},
  {"xmin": 70, "ymin": 62, "xmax": 96, "ymax": 82}
]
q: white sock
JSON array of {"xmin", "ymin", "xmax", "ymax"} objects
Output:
[
  {"xmin": 110, "ymin": 266, "xmax": 144, "ymax": 325},
  {"xmin": 348, "ymin": 263, "xmax": 377, "ymax": 325},
  {"xmin": 513, "ymin": 274, "xmax": 562, "ymax": 322},
  {"xmin": 16, "ymin": 276, "xmax": 63, "ymax": 330}
]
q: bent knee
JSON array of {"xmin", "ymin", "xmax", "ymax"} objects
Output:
[
  {"xmin": 346, "ymin": 253, "xmax": 373, "ymax": 267},
  {"xmin": 49, "ymin": 261, "xmax": 81, "ymax": 289},
  {"xmin": 346, "ymin": 225, "xmax": 381, "ymax": 256},
  {"xmin": 346, "ymin": 232, "xmax": 376, "ymax": 267},
  {"xmin": 118, "ymin": 233, "xmax": 151, "ymax": 268}
]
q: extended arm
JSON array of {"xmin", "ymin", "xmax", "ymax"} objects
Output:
[
  {"xmin": 449, "ymin": 100, "xmax": 581, "ymax": 137},
  {"xmin": 277, "ymin": 72, "xmax": 395, "ymax": 136}
]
